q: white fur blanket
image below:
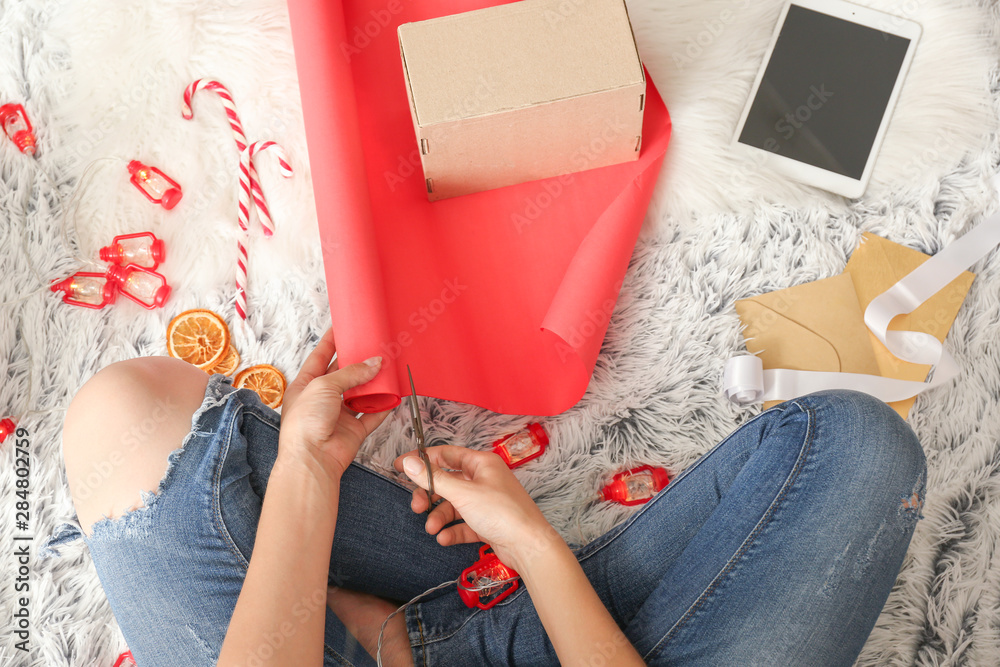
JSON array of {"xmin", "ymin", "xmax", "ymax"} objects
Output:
[{"xmin": 1, "ymin": 0, "xmax": 999, "ymax": 664}]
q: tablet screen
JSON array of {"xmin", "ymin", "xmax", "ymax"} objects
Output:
[{"xmin": 737, "ymin": 5, "xmax": 911, "ymax": 180}]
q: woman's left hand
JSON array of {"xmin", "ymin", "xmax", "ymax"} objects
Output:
[{"xmin": 279, "ymin": 327, "xmax": 391, "ymax": 481}]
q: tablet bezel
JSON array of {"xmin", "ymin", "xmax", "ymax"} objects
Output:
[{"xmin": 731, "ymin": 0, "xmax": 922, "ymax": 198}]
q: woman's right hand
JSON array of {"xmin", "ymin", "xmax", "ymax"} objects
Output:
[
  {"xmin": 396, "ymin": 447, "xmax": 647, "ymax": 667},
  {"xmin": 392, "ymin": 446, "xmax": 561, "ymax": 574}
]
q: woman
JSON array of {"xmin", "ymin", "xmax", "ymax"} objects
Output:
[{"xmin": 43, "ymin": 327, "xmax": 925, "ymax": 666}]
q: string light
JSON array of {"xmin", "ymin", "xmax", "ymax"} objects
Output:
[
  {"xmin": 0, "ymin": 104, "xmax": 37, "ymax": 155},
  {"xmin": 127, "ymin": 160, "xmax": 182, "ymax": 209},
  {"xmin": 598, "ymin": 465, "xmax": 671, "ymax": 506},
  {"xmin": 493, "ymin": 423, "xmax": 548, "ymax": 468},
  {"xmin": 99, "ymin": 231, "xmax": 165, "ymax": 270},
  {"xmin": 457, "ymin": 544, "xmax": 520, "ymax": 609},
  {"xmin": 50, "ymin": 271, "xmax": 118, "ymax": 309},
  {"xmin": 0, "ymin": 418, "xmax": 16, "ymax": 444},
  {"xmin": 105, "ymin": 264, "xmax": 171, "ymax": 310},
  {"xmin": 1, "ymin": 147, "xmax": 178, "ymax": 425}
]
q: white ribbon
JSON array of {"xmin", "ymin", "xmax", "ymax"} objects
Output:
[{"xmin": 724, "ymin": 181, "xmax": 1000, "ymax": 407}]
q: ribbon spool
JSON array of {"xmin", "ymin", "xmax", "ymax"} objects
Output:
[{"xmin": 725, "ymin": 179, "xmax": 1000, "ymax": 407}]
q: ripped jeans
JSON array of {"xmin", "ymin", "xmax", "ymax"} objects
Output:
[{"xmin": 41, "ymin": 374, "xmax": 925, "ymax": 666}]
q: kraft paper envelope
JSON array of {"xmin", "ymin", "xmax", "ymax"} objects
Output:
[
  {"xmin": 735, "ymin": 273, "xmax": 881, "ymax": 410},
  {"xmin": 735, "ymin": 233, "xmax": 975, "ymax": 420},
  {"xmin": 844, "ymin": 232, "xmax": 975, "ymax": 419}
]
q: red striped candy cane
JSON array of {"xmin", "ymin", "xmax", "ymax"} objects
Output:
[
  {"xmin": 234, "ymin": 141, "xmax": 294, "ymax": 320},
  {"xmin": 182, "ymin": 79, "xmax": 276, "ymax": 236}
]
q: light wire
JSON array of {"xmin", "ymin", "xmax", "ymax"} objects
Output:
[
  {"xmin": 1, "ymin": 156, "xmax": 116, "ymax": 307},
  {"xmin": 375, "ymin": 578, "xmax": 457, "ymax": 667},
  {"xmin": 374, "ymin": 572, "xmax": 522, "ymax": 666}
]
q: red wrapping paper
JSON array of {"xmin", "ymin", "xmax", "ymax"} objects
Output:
[{"xmin": 286, "ymin": 0, "xmax": 671, "ymax": 415}]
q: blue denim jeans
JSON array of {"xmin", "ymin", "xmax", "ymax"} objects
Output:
[{"xmin": 42, "ymin": 374, "xmax": 925, "ymax": 666}]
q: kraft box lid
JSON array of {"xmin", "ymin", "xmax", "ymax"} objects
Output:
[{"xmin": 398, "ymin": 0, "xmax": 644, "ymax": 127}]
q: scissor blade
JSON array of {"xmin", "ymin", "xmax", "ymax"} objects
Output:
[
  {"xmin": 407, "ymin": 366, "xmax": 425, "ymax": 446},
  {"xmin": 406, "ymin": 365, "xmax": 434, "ymax": 503}
]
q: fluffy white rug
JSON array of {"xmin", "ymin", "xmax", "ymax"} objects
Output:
[{"xmin": 1, "ymin": 0, "xmax": 999, "ymax": 664}]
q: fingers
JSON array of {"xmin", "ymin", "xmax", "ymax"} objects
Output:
[
  {"xmin": 393, "ymin": 445, "xmax": 496, "ymax": 478},
  {"xmin": 295, "ymin": 327, "xmax": 337, "ymax": 384},
  {"xmin": 400, "ymin": 454, "xmax": 472, "ymax": 500},
  {"xmin": 435, "ymin": 523, "xmax": 481, "ymax": 546},
  {"xmin": 316, "ymin": 355, "xmax": 383, "ymax": 395},
  {"xmin": 357, "ymin": 409, "xmax": 392, "ymax": 437},
  {"xmin": 424, "ymin": 497, "xmax": 459, "ymax": 532},
  {"xmin": 409, "ymin": 484, "xmax": 447, "ymax": 513},
  {"xmin": 410, "ymin": 486, "xmax": 431, "ymax": 514},
  {"xmin": 412, "ymin": 495, "xmax": 478, "ymax": 545},
  {"xmin": 395, "ymin": 446, "xmax": 504, "ymax": 508}
]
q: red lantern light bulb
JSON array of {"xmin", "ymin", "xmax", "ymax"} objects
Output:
[
  {"xmin": 493, "ymin": 423, "xmax": 548, "ymax": 468},
  {"xmin": 0, "ymin": 418, "xmax": 16, "ymax": 444},
  {"xmin": 112, "ymin": 651, "xmax": 136, "ymax": 667},
  {"xmin": 105, "ymin": 264, "xmax": 171, "ymax": 309},
  {"xmin": 599, "ymin": 465, "xmax": 671, "ymax": 506},
  {"xmin": 127, "ymin": 160, "xmax": 182, "ymax": 209},
  {"xmin": 99, "ymin": 232, "xmax": 165, "ymax": 270},
  {"xmin": 458, "ymin": 545, "xmax": 520, "ymax": 610},
  {"xmin": 0, "ymin": 104, "xmax": 37, "ymax": 155},
  {"xmin": 50, "ymin": 272, "xmax": 118, "ymax": 309}
]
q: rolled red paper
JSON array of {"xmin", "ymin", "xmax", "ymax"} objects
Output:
[{"xmin": 286, "ymin": 0, "xmax": 671, "ymax": 415}]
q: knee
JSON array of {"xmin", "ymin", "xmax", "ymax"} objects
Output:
[
  {"xmin": 67, "ymin": 357, "xmax": 202, "ymax": 425},
  {"xmin": 796, "ymin": 390, "xmax": 925, "ymax": 493},
  {"xmin": 63, "ymin": 356, "xmax": 209, "ymax": 526}
]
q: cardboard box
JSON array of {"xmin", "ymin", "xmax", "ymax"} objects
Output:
[{"xmin": 398, "ymin": 0, "xmax": 646, "ymax": 201}]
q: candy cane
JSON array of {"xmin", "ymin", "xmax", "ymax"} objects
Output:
[
  {"xmin": 182, "ymin": 79, "xmax": 276, "ymax": 236},
  {"xmin": 234, "ymin": 141, "xmax": 294, "ymax": 320}
]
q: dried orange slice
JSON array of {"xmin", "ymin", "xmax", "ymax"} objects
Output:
[
  {"xmin": 166, "ymin": 309, "xmax": 230, "ymax": 369},
  {"xmin": 207, "ymin": 344, "xmax": 240, "ymax": 377},
  {"xmin": 234, "ymin": 364, "xmax": 287, "ymax": 409}
]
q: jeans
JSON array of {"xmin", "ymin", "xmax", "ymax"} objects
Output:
[{"xmin": 41, "ymin": 373, "xmax": 925, "ymax": 666}]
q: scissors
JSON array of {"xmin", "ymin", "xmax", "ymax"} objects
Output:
[{"xmin": 407, "ymin": 366, "xmax": 435, "ymax": 508}]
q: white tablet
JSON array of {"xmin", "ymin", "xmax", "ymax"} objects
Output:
[{"xmin": 732, "ymin": 0, "xmax": 921, "ymax": 198}]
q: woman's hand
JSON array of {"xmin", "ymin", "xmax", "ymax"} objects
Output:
[
  {"xmin": 397, "ymin": 445, "xmax": 646, "ymax": 667},
  {"xmin": 393, "ymin": 445, "xmax": 559, "ymax": 574},
  {"xmin": 279, "ymin": 327, "xmax": 391, "ymax": 482}
]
